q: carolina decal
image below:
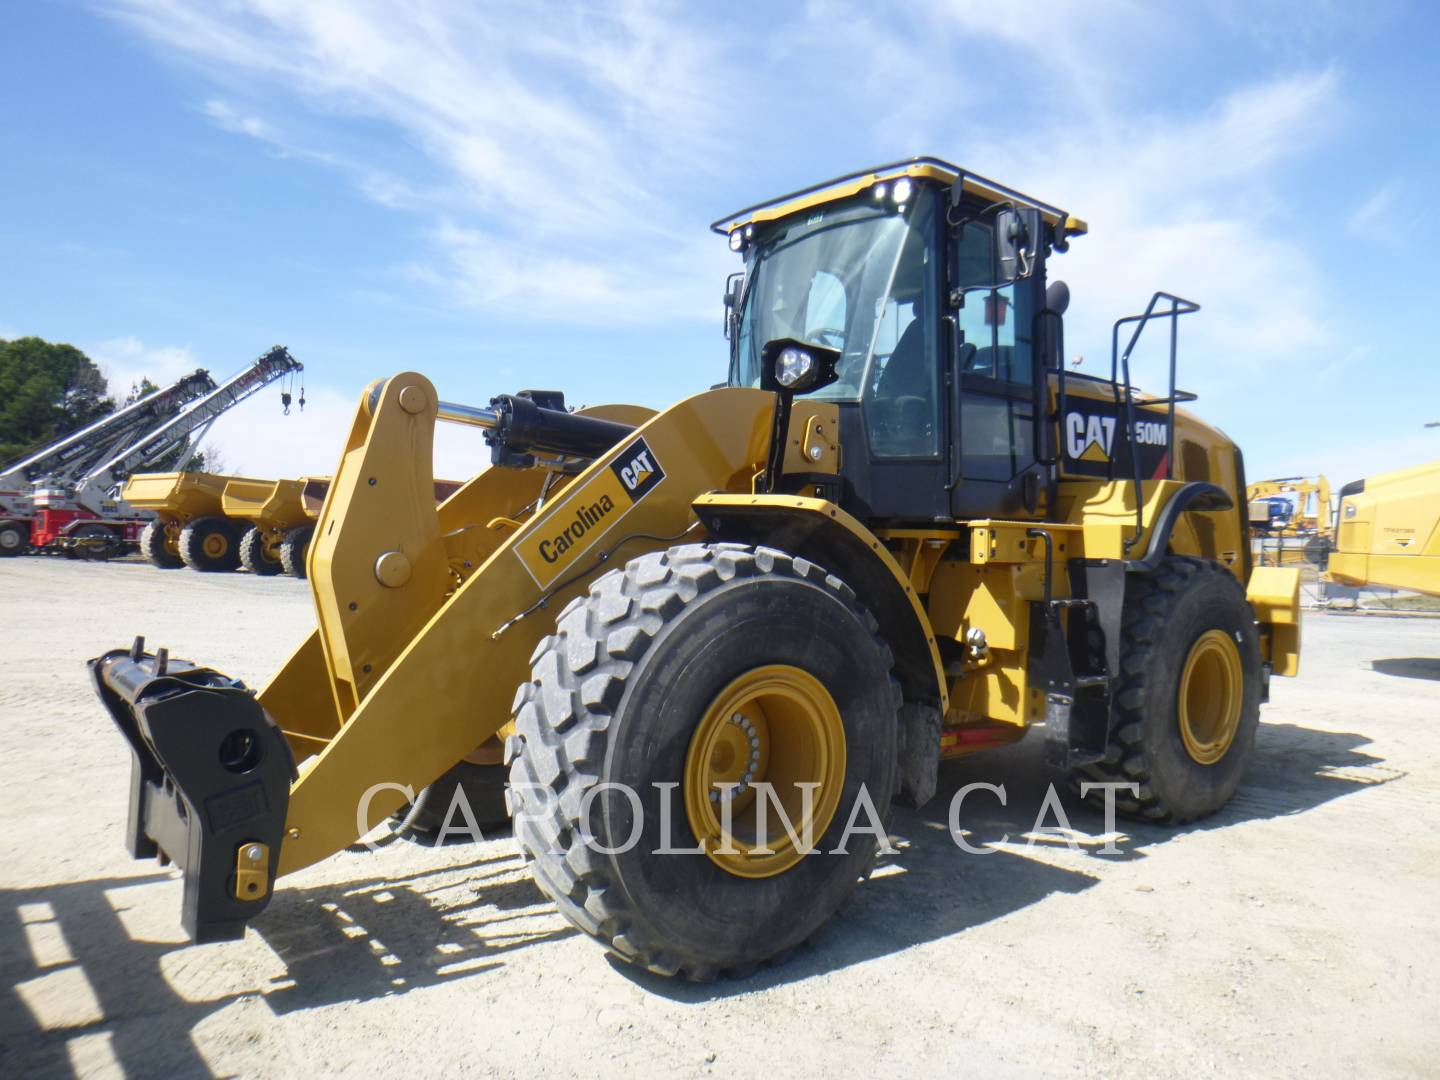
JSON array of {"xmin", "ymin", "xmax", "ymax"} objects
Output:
[{"xmin": 514, "ymin": 438, "xmax": 666, "ymax": 588}]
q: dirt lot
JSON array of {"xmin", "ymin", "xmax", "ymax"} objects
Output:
[{"xmin": 2, "ymin": 557, "xmax": 1438, "ymax": 1079}]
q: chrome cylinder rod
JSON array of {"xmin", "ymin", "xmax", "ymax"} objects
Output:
[{"xmin": 437, "ymin": 400, "xmax": 500, "ymax": 430}]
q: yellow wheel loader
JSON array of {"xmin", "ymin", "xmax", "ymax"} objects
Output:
[
  {"xmin": 123, "ymin": 471, "xmax": 274, "ymax": 572},
  {"xmin": 1325, "ymin": 459, "xmax": 1440, "ymax": 597},
  {"xmin": 221, "ymin": 476, "xmax": 331, "ymax": 577},
  {"xmin": 90, "ymin": 158, "xmax": 1302, "ymax": 978}
]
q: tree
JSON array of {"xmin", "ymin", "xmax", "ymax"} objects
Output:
[{"xmin": 0, "ymin": 337, "xmax": 114, "ymax": 462}]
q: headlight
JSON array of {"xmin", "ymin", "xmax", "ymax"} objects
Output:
[
  {"xmin": 775, "ymin": 347, "xmax": 814, "ymax": 389},
  {"xmin": 728, "ymin": 230, "xmax": 745, "ymax": 252}
]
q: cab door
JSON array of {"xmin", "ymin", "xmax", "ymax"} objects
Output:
[{"xmin": 947, "ymin": 220, "xmax": 1047, "ymax": 520}]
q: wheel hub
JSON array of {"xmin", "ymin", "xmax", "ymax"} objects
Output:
[
  {"xmin": 684, "ymin": 664, "xmax": 846, "ymax": 879},
  {"xmin": 1178, "ymin": 629, "xmax": 1243, "ymax": 765},
  {"xmin": 202, "ymin": 532, "xmax": 229, "ymax": 559}
]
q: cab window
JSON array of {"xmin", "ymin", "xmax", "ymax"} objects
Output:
[{"xmin": 954, "ymin": 222, "xmax": 1031, "ymax": 386}]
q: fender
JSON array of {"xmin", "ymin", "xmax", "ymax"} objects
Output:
[
  {"xmin": 692, "ymin": 492, "xmax": 948, "ymax": 713},
  {"xmin": 1129, "ymin": 481, "xmax": 1234, "ymax": 573}
]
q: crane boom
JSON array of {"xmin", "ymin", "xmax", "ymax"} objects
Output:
[
  {"xmin": 76, "ymin": 346, "xmax": 303, "ymax": 514},
  {"xmin": 0, "ymin": 369, "xmax": 217, "ymax": 491},
  {"xmin": 0, "ymin": 346, "xmax": 303, "ymax": 555}
]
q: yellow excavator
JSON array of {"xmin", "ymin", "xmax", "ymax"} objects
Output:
[
  {"xmin": 89, "ymin": 158, "xmax": 1301, "ymax": 979},
  {"xmin": 1247, "ymin": 474, "xmax": 1334, "ymax": 570},
  {"xmin": 1326, "ymin": 459, "xmax": 1440, "ymax": 598},
  {"xmin": 1247, "ymin": 475, "xmax": 1333, "ymax": 541}
]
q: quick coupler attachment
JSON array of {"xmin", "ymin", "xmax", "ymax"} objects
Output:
[{"xmin": 89, "ymin": 637, "xmax": 295, "ymax": 943}]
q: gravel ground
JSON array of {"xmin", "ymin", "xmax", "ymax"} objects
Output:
[{"xmin": 2, "ymin": 557, "xmax": 1438, "ymax": 1079}]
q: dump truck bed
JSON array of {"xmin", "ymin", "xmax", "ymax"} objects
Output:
[{"xmin": 122, "ymin": 472, "xmax": 273, "ymax": 518}]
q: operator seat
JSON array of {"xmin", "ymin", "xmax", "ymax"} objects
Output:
[
  {"xmin": 876, "ymin": 318, "xmax": 928, "ymax": 400},
  {"xmin": 872, "ymin": 318, "xmax": 931, "ymax": 454}
]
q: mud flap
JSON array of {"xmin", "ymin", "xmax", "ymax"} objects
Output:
[{"xmin": 89, "ymin": 639, "xmax": 294, "ymax": 943}]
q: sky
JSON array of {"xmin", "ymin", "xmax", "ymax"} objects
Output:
[{"xmin": 2, "ymin": 0, "xmax": 1438, "ymax": 487}]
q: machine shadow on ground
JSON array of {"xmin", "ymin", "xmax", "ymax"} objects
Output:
[
  {"xmin": 2, "ymin": 872, "xmax": 233, "ymax": 1078},
  {"xmin": 1, "ymin": 847, "xmax": 574, "ymax": 1079},
  {"xmin": 0, "ymin": 717, "xmax": 1396, "ymax": 1076},
  {"xmin": 632, "ymin": 715, "xmax": 1396, "ymax": 1002},
  {"xmin": 252, "ymin": 839, "xmax": 578, "ymax": 1015},
  {"xmin": 1370, "ymin": 657, "xmax": 1440, "ymax": 681}
]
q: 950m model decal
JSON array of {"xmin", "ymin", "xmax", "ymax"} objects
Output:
[
  {"xmin": 513, "ymin": 437, "xmax": 666, "ymax": 588},
  {"xmin": 1061, "ymin": 399, "xmax": 1170, "ymax": 480}
]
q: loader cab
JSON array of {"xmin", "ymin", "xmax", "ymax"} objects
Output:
[{"xmin": 724, "ymin": 162, "xmax": 1074, "ymax": 525}]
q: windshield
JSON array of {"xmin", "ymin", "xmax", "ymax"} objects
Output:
[{"xmin": 730, "ymin": 188, "xmax": 937, "ymax": 405}]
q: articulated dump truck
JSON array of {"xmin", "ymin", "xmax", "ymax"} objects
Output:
[
  {"xmin": 221, "ymin": 476, "xmax": 330, "ymax": 577},
  {"xmin": 90, "ymin": 158, "xmax": 1302, "ymax": 980},
  {"xmin": 1326, "ymin": 459, "xmax": 1440, "ymax": 598},
  {"xmin": 122, "ymin": 471, "xmax": 278, "ymax": 573}
]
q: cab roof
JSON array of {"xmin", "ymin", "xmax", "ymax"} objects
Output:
[{"xmin": 710, "ymin": 156, "xmax": 1088, "ymax": 241}]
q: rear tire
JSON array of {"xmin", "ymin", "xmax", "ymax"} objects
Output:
[
  {"xmin": 179, "ymin": 516, "xmax": 241, "ymax": 572},
  {"xmin": 139, "ymin": 520, "xmax": 183, "ymax": 568},
  {"xmin": 508, "ymin": 542, "xmax": 900, "ymax": 979},
  {"xmin": 280, "ymin": 524, "xmax": 314, "ymax": 578},
  {"xmin": 1071, "ymin": 556, "xmax": 1261, "ymax": 823},
  {"xmin": 0, "ymin": 520, "xmax": 28, "ymax": 556},
  {"xmin": 238, "ymin": 525, "xmax": 283, "ymax": 575},
  {"xmin": 391, "ymin": 761, "xmax": 510, "ymax": 839}
]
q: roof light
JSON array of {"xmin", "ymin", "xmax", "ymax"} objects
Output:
[
  {"xmin": 872, "ymin": 182, "xmax": 889, "ymax": 202},
  {"xmin": 728, "ymin": 230, "xmax": 744, "ymax": 252},
  {"xmin": 891, "ymin": 178, "xmax": 914, "ymax": 205}
]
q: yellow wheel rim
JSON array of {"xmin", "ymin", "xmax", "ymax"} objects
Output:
[
  {"xmin": 202, "ymin": 532, "xmax": 229, "ymax": 559},
  {"xmin": 1178, "ymin": 629, "xmax": 1243, "ymax": 765},
  {"xmin": 684, "ymin": 664, "xmax": 846, "ymax": 879}
]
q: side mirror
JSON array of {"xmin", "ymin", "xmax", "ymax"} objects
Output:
[
  {"xmin": 994, "ymin": 207, "xmax": 1043, "ymax": 282},
  {"xmin": 723, "ymin": 272, "xmax": 745, "ymax": 341}
]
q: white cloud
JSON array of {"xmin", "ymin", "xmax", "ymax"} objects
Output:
[
  {"xmin": 198, "ymin": 382, "xmax": 487, "ymax": 481},
  {"xmin": 101, "ymin": 2, "xmax": 1370, "ymax": 487},
  {"xmin": 201, "ymin": 98, "xmax": 270, "ymax": 139},
  {"xmin": 86, "ymin": 337, "xmax": 204, "ymax": 403},
  {"xmin": 1347, "ymin": 184, "xmax": 1399, "ymax": 238},
  {"xmin": 199, "ymin": 383, "xmax": 351, "ymax": 479},
  {"xmin": 106, "ymin": 0, "xmax": 732, "ymax": 322},
  {"xmin": 940, "ymin": 68, "xmax": 1343, "ymax": 397}
]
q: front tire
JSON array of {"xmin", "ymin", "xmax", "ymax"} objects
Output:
[
  {"xmin": 140, "ymin": 520, "xmax": 182, "ymax": 568},
  {"xmin": 0, "ymin": 520, "xmax": 28, "ymax": 556},
  {"xmin": 280, "ymin": 524, "xmax": 314, "ymax": 578},
  {"xmin": 238, "ymin": 525, "xmax": 283, "ymax": 575},
  {"xmin": 391, "ymin": 761, "xmax": 510, "ymax": 839},
  {"xmin": 508, "ymin": 543, "xmax": 900, "ymax": 979},
  {"xmin": 179, "ymin": 516, "xmax": 241, "ymax": 572},
  {"xmin": 1072, "ymin": 556, "xmax": 1261, "ymax": 823}
]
